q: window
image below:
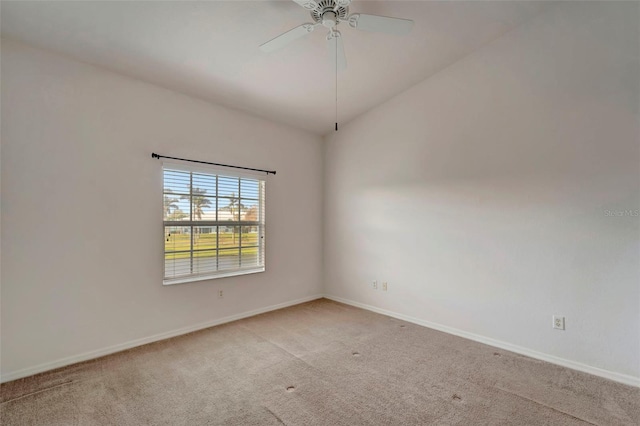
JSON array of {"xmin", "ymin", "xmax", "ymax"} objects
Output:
[{"xmin": 162, "ymin": 162, "xmax": 265, "ymax": 284}]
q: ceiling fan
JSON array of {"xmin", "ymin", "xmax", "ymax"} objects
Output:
[{"xmin": 259, "ymin": 0, "xmax": 414, "ymax": 70}]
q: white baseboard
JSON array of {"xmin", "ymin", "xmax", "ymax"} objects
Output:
[
  {"xmin": 1, "ymin": 294, "xmax": 324, "ymax": 384},
  {"xmin": 5, "ymin": 294, "xmax": 637, "ymax": 388},
  {"xmin": 323, "ymin": 294, "xmax": 640, "ymax": 388}
]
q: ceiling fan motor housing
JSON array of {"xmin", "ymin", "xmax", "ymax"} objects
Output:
[
  {"xmin": 322, "ymin": 11, "xmax": 337, "ymax": 28},
  {"xmin": 311, "ymin": 0, "xmax": 349, "ymax": 26}
]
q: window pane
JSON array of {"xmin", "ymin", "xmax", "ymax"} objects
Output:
[
  {"xmin": 218, "ymin": 248, "xmax": 240, "ymax": 270},
  {"xmin": 192, "ymin": 173, "xmax": 216, "ymax": 195},
  {"xmin": 218, "ymin": 198, "xmax": 240, "ymax": 221},
  {"xmin": 218, "ymin": 176, "xmax": 239, "ymax": 198},
  {"xmin": 164, "ymin": 252, "xmax": 192, "ymax": 279},
  {"xmin": 193, "ymin": 227, "xmax": 217, "ymax": 251},
  {"xmin": 193, "ymin": 250, "xmax": 217, "ymax": 275},
  {"xmin": 164, "ymin": 169, "xmax": 190, "ymax": 196},
  {"xmin": 190, "ymin": 191, "xmax": 214, "ymax": 221},
  {"xmin": 164, "ymin": 197, "xmax": 190, "ymax": 221},
  {"xmin": 241, "ymin": 247, "xmax": 260, "ymax": 268},
  {"xmin": 165, "ymin": 226, "xmax": 191, "ymax": 253},
  {"xmin": 240, "ymin": 199, "xmax": 258, "ymax": 222},
  {"xmin": 192, "ymin": 196, "xmax": 216, "ymax": 221},
  {"xmin": 241, "ymin": 226, "xmax": 258, "ymax": 247},
  {"xmin": 218, "ymin": 226, "xmax": 240, "ymax": 249},
  {"xmin": 240, "ymin": 179, "xmax": 259, "ymax": 199}
]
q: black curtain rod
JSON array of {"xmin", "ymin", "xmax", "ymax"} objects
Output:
[{"xmin": 151, "ymin": 153, "xmax": 276, "ymax": 175}]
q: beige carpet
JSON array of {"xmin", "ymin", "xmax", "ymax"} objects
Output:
[{"xmin": 1, "ymin": 299, "xmax": 638, "ymax": 425}]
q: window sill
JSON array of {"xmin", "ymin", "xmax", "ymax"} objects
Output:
[{"xmin": 163, "ymin": 267, "xmax": 265, "ymax": 286}]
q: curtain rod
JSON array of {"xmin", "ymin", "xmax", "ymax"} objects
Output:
[{"xmin": 151, "ymin": 153, "xmax": 276, "ymax": 175}]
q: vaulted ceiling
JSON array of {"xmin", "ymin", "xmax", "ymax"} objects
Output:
[{"xmin": 1, "ymin": 1, "xmax": 547, "ymax": 135}]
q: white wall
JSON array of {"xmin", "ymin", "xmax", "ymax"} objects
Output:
[
  {"xmin": 324, "ymin": 1, "xmax": 639, "ymax": 382},
  {"xmin": 1, "ymin": 39, "xmax": 324, "ymax": 379}
]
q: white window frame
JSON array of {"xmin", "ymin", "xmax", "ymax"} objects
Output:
[{"xmin": 162, "ymin": 160, "xmax": 266, "ymax": 285}]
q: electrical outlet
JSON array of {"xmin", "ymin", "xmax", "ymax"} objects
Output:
[
  {"xmin": 218, "ymin": 290, "xmax": 224, "ymax": 299},
  {"xmin": 372, "ymin": 280, "xmax": 378, "ymax": 290},
  {"xmin": 382, "ymin": 282, "xmax": 388, "ymax": 291},
  {"xmin": 552, "ymin": 315, "xmax": 565, "ymax": 330}
]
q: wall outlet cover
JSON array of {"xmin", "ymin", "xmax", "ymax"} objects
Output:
[{"xmin": 553, "ymin": 316, "xmax": 565, "ymax": 330}]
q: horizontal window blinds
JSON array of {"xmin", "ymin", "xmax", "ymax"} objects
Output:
[{"xmin": 163, "ymin": 165, "xmax": 265, "ymax": 284}]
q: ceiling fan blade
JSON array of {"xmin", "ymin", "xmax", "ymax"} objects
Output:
[
  {"xmin": 336, "ymin": 0, "xmax": 352, "ymax": 7},
  {"xmin": 348, "ymin": 13, "xmax": 414, "ymax": 35},
  {"xmin": 260, "ymin": 23, "xmax": 316, "ymax": 53},
  {"xmin": 292, "ymin": 0, "xmax": 319, "ymax": 10},
  {"xmin": 327, "ymin": 31, "xmax": 347, "ymax": 71}
]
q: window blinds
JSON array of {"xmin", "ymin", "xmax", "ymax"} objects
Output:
[{"xmin": 162, "ymin": 164, "xmax": 265, "ymax": 284}]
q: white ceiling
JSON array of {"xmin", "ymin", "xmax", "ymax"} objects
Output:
[{"xmin": 1, "ymin": 1, "xmax": 547, "ymax": 135}]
